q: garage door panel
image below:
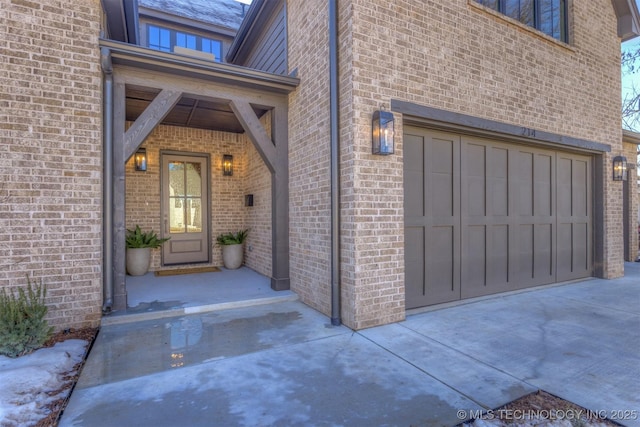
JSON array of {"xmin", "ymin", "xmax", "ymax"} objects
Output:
[
  {"xmin": 572, "ymin": 160, "xmax": 588, "ymax": 216},
  {"xmin": 432, "ymin": 173, "xmax": 454, "ymax": 218},
  {"xmin": 404, "ymin": 133, "xmax": 425, "ymax": 219},
  {"xmin": 557, "ymin": 221, "xmax": 591, "ymax": 280},
  {"xmin": 490, "ymin": 147, "xmax": 509, "ymax": 217},
  {"xmin": 533, "ymin": 223, "xmax": 554, "ymax": 282},
  {"xmin": 404, "ymin": 127, "xmax": 592, "ymax": 309},
  {"xmin": 534, "ymin": 154, "xmax": 553, "ymax": 217},
  {"xmin": 404, "ymin": 129, "xmax": 460, "ymax": 307},
  {"xmin": 425, "ymin": 227, "xmax": 460, "ymax": 304},
  {"xmin": 463, "ymin": 225, "xmax": 486, "ymax": 289},
  {"xmin": 463, "ymin": 224, "xmax": 512, "ymax": 299},
  {"xmin": 488, "ymin": 224, "xmax": 509, "ymax": 286},
  {"xmin": 518, "ymin": 152, "xmax": 534, "ymax": 216},
  {"xmin": 557, "ymin": 223, "xmax": 572, "ymax": 274},
  {"xmin": 431, "ymin": 138, "xmax": 455, "ymax": 218},
  {"xmin": 573, "ymin": 222, "xmax": 589, "ymax": 271},
  {"xmin": 405, "ymin": 227, "xmax": 425, "ymax": 309},
  {"xmin": 518, "ymin": 223, "xmax": 534, "ymax": 280},
  {"xmin": 557, "ymin": 154, "xmax": 592, "ymax": 281},
  {"xmin": 466, "ymin": 144, "xmax": 486, "ymax": 217},
  {"xmin": 557, "ymin": 159, "xmax": 572, "ymax": 217}
]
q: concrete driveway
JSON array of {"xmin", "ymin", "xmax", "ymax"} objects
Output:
[{"xmin": 60, "ymin": 264, "xmax": 640, "ymax": 427}]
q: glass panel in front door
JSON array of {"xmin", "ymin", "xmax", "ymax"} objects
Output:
[{"xmin": 168, "ymin": 161, "xmax": 203, "ymax": 234}]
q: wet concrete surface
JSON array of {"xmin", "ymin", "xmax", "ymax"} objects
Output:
[
  {"xmin": 76, "ymin": 302, "xmax": 342, "ymax": 388},
  {"xmin": 60, "ymin": 265, "xmax": 640, "ymax": 427}
]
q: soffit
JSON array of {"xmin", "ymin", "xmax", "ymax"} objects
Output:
[{"xmin": 125, "ymin": 85, "xmax": 267, "ymax": 133}]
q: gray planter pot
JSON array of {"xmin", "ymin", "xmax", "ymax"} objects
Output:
[
  {"xmin": 126, "ymin": 247, "xmax": 151, "ymax": 276},
  {"xmin": 221, "ymin": 244, "xmax": 243, "ymax": 269}
]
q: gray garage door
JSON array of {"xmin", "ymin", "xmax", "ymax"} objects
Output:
[{"xmin": 404, "ymin": 127, "xmax": 592, "ymax": 309}]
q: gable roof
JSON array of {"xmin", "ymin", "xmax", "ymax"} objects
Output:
[
  {"xmin": 138, "ymin": 0, "xmax": 246, "ymax": 30},
  {"xmin": 612, "ymin": 0, "xmax": 640, "ymax": 41},
  {"xmin": 623, "ymin": 129, "xmax": 640, "ymax": 145}
]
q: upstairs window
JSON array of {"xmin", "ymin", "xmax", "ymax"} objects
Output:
[
  {"xmin": 475, "ymin": 0, "xmax": 567, "ymax": 42},
  {"xmin": 147, "ymin": 24, "xmax": 223, "ymax": 61}
]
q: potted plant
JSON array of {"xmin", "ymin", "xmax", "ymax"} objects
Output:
[
  {"xmin": 216, "ymin": 229, "xmax": 248, "ymax": 270},
  {"xmin": 125, "ymin": 225, "xmax": 170, "ymax": 276}
]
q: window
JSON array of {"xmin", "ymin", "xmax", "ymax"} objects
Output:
[
  {"xmin": 147, "ymin": 24, "xmax": 223, "ymax": 61},
  {"xmin": 475, "ymin": 0, "xmax": 567, "ymax": 42},
  {"xmin": 148, "ymin": 25, "xmax": 171, "ymax": 52}
]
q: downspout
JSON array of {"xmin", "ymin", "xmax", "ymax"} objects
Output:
[
  {"xmin": 101, "ymin": 47, "xmax": 114, "ymax": 314},
  {"xmin": 329, "ymin": 0, "xmax": 341, "ymax": 326}
]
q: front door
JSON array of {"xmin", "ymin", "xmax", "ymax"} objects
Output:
[{"xmin": 161, "ymin": 152, "xmax": 210, "ymax": 265}]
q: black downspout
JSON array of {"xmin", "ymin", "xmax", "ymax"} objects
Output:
[
  {"xmin": 329, "ymin": 0, "xmax": 341, "ymax": 326},
  {"xmin": 101, "ymin": 47, "xmax": 114, "ymax": 314}
]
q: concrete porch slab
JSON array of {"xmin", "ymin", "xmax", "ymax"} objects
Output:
[
  {"xmin": 61, "ymin": 264, "xmax": 640, "ymax": 427},
  {"xmin": 62, "ymin": 333, "xmax": 482, "ymax": 427}
]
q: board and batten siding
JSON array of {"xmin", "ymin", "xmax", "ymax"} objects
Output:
[{"xmin": 231, "ymin": 0, "xmax": 287, "ymax": 75}]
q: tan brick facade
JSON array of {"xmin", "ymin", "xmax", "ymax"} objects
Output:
[
  {"xmin": 0, "ymin": 0, "xmax": 103, "ymax": 330},
  {"xmin": 125, "ymin": 124, "xmax": 272, "ymax": 276},
  {"xmin": 287, "ymin": 0, "xmax": 334, "ymax": 322},
  {"xmin": 288, "ymin": 0, "xmax": 626, "ymax": 329},
  {"xmin": 0, "ymin": 0, "xmax": 630, "ymax": 332}
]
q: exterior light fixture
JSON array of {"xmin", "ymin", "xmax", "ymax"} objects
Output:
[
  {"xmin": 612, "ymin": 156, "xmax": 627, "ymax": 181},
  {"xmin": 223, "ymin": 154, "xmax": 233, "ymax": 176},
  {"xmin": 134, "ymin": 148, "xmax": 147, "ymax": 172},
  {"xmin": 372, "ymin": 110, "xmax": 394, "ymax": 155}
]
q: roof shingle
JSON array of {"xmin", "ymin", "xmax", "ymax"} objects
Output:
[{"xmin": 139, "ymin": 0, "xmax": 247, "ymax": 30}]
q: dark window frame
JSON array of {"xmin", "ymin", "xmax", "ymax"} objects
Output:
[
  {"xmin": 475, "ymin": 0, "xmax": 568, "ymax": 42},
  {"xmin": 147, "ymin": 24, "xmax": 223, "ymax": 62}
]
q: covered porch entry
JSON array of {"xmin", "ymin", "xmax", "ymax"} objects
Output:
[{"xmin": 100, "ymin": 40, "xmax": 299, "ymax": 313}]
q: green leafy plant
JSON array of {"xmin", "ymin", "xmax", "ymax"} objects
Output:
[
  {"xmin": 0, "ymin": 277, "xmax": 53, "ymax": 358},
  {"xmin": 125, "ymin": 225, "xmax": 170, "ymax": 249},
  {"xmin": 216, "ymin": 229, "xmax": 249, "ymax": 246}
]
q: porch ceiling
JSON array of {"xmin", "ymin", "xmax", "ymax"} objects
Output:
[{"xmin": 126, "ymin": 86, "xmax": 268, "ymax": 133}]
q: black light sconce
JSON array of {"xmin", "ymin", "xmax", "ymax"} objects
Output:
[
  {"xmin": 134, "ymin": 148, "xmax": 147, "ymax": 172},
  {"xmin": 223, "ymin": 154, "xmax": 233, "ymax": 176},
  {"xmin": 612, "ymin": 156, "xmax": 627, "ymax": 181},
  {"xmin": 372, "ymin": 110, "xmax": 394, "ymax": 155}
]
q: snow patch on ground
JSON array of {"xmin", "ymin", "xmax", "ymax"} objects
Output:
[{"xmin": 0, "ymin": 340, "xmax": 88, "ymax": 427}]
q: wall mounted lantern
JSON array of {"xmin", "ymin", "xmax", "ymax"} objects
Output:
[
  {"xmin": 612, "ymin": 156, "xmax": 627, "ymax": 181},
  {"xmin": 372, "ymin": 110, "xmax": 394, "ymax": 155},
  {"xmin": 134, "ymin": 148, "xmax": 147, "ymax": 172},
  {"xmin": 223, "ymin": 154, "xmax": 233, "ymax": 176}
]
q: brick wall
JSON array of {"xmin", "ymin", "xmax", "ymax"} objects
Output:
[
  {"xmin": 0, "ymin": 0, "xmax": 103, "ymax": 330},
  {"xmin": 244, "ymin": 112, "xmax": 273, "ymax": 276},
  {"xmin": 287, "ymin": 0, "xmax": 336, "ymax": 322},
  {"xmin": 288, "ymin": 0, "xmax": 624, "ymax": 329},
  {"xmin": 125, "ymin": 123, "xmax": 272, "ymax": 276}
]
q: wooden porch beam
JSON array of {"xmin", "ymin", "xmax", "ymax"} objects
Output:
[
  {"xmin": 112, "ymin": 80, "xmax": 128, "ymax": 311},
  {"xmin": 230, "ymin": 99, "xmax": 276, "ymax": 173},
  {"xmin": 124, "ymin": 89, "xmax": 182, "ymax": 161},
  {"xmin": 119, "ymin": 68, "xmax": 288, "ymax": 109},
  {"xmin": 186, "ymin": 99, "xmax": 199, "ymax": 128},
  {"xmin": 269, "ymin": 104, "xmax": 290, "ymax": 290}
]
